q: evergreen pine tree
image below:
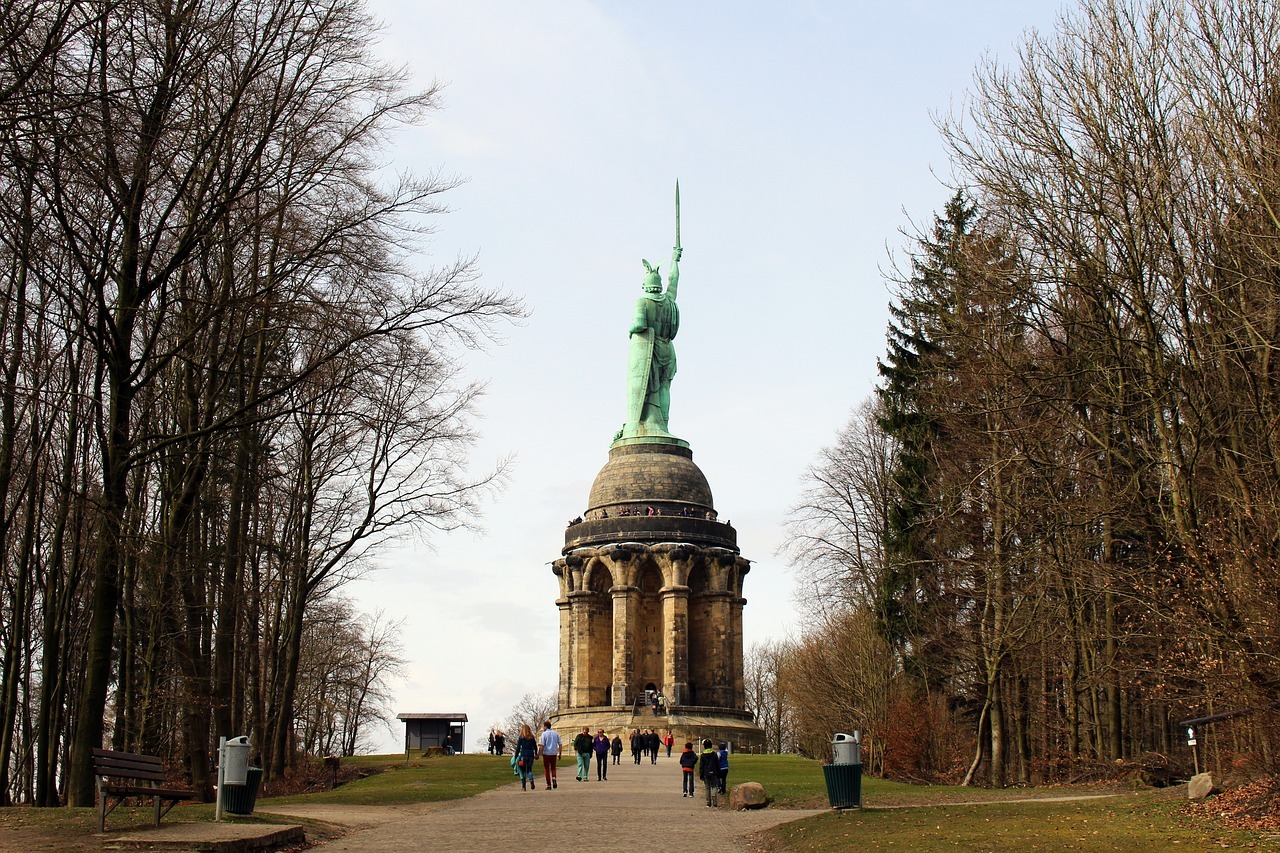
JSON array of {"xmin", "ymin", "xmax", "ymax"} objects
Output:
[{"xmin": 875, "ymin": 191, "xmax": 974, "ymax": 689}]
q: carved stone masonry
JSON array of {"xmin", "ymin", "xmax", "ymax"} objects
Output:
[{"xmin": 549, "ymin": 440, "xmax": 764, "ymax": 749}]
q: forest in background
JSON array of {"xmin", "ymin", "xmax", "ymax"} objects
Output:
[
  {"xmin": 0, "ymin": 0, "xmax": 520, "ymax": 806},
  {"xmin": 758, "ymin": 0, "xmax": 1280, "ymax": 787}
]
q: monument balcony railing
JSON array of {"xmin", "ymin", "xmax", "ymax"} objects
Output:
[{"xmin": 564, "ymin": 515, "xmax": 736, "ymax": 551}]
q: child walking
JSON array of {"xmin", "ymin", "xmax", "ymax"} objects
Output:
[
  {"xmin": 698, "ymin": 739, "xmax": 719, "ymax": 807},
  {"xmin": 679, "ymin": 741, "xmax": 697, "ymax": 797}
]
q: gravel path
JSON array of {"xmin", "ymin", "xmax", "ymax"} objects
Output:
[{"xmin": 262, "ymin": 754, "xmax": 823, "ymax": 852}]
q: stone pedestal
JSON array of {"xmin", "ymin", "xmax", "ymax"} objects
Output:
[{"xmin": 550, "ymin": 439, "xmax": 764, "ymax": 750}]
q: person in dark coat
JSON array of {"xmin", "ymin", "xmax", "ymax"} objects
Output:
[
  {"xmin": 592, "ymin": 730, "xmax": 611, "ymax": 781},
  {"xmin": 573, "ymin": 727, "xmax": 593, "ymax": 781},
  {"xmin": 698, "ymin": 739, "xmax": 719, "ymax": 807},
  {"xmin": 630, "ymin": 729, "xmax": 642, "ymax": 764},
  {"xmin": 679, "ymin": 741, "xmax": 697, "ymax": 797},
  {"xmin": 647, "ymin": 729, "xmax": 660, "ymax": 764},
  {"xmin": 611, "ymin": 734, "xmax": 623, "ymax": 765}
]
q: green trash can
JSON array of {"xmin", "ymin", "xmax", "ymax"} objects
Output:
[
  {"xmin": 223, "ymin": 766, "xmax": 263, "ymax": 815},
  {"xmin": 823, "ymin": 762, "xmax": 862, "ymax": 808}
]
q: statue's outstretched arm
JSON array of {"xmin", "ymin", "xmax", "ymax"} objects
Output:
[{"xmin": 667, "ymin": 246, "xmax": 681, "ymax": 300}]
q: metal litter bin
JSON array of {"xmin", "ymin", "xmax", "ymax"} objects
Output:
[
  {"xmin": 831, "ymin": 731, "xmax": 860, "ymax": 764},
  {"xmin": 825, "ymin": 732, "xmax": 862, "ymax": 809},
  {"xmin": 223, "ymin": 767, "xmax": 263, "ymax": 815},
  {"xmin": 222, "ymin": 735, "xmax": 250, "ymax": 785}
]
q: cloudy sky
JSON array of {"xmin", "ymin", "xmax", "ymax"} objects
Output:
[{"xmin": 349, "ymin": 0, "xmax": 1065, "ymax": 752}]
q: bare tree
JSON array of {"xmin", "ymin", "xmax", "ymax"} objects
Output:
[
  {"xmin": 0, "ymin": 0, "xmax": 522, "ymax": 806},
  {"xmin": 503, "ymin": 692, "xmax": 558, "ymax": 744},
  {"xmin": 744, "ymin": 639, "xmax": 795, "ymax": 754},
  {"xmin": 782, "ymin": 396, "xmax": 894, "ymax": 620}
]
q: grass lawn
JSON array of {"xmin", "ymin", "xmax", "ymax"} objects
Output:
[
  {"xmin": 8, "ymin": 753, "xmax": 1272, "ymax": 852},
  {"xmin": 760, "ymin": 795, "xmax": 1269, "ymax": 851},
  {"xmin": 731, "ymin": 755, "xmax": 1271, "ymax": 851},
  {"xmin": 730, "ymin": 754, "xmax": 1053, "ymax": 809},
  {"xmin": 0, "ymin": 752, "xmax": 513, "ymax": 850},
  {"xmin": 0, "ymin": 797, "xmax": 303, "ymax": 851},
  {"xmin": 261, "ymin": 752, "xmax": 515, "ymax": 806}
]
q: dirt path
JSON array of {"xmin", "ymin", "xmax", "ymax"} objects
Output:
[{"xmin": 261, "ymin": 754, "xmax": 824, "ymax": 852}]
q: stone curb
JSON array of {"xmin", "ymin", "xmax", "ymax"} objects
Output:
[{"xmin": 109, "ymin": 821, "xmax": 305, "ymax": 851}]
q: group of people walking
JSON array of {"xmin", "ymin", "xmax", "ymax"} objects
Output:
[
  {"xmin": 680, "ymin": 739, "xmax": 730, "ymax": 806},
  {"xmin": 629, "ymin": 728, "xmax": 672, "ymax": 763},
  {"xmin": 512, "ymin": 721, "xmax": 562, "ymax": 792},
  {"xmin": 509, "ymin": 721, "xmax": 729, "ymax": 805},
  {"xmin": 571, "ymin": 727, "xmax": 617, "ymax": 781}
]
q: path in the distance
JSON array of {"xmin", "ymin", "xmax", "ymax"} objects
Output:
[{"xmin": 262, "ymin": 754, "xmax": 824, "ymax": 853}]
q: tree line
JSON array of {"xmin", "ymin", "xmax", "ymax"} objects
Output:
[
  {"xmin": 764, "ymin": 0, "xmax": 1280, "ymax": 786},
  {"xmin": 0, "ymin": 0, "xmax": 519, "ymax": 806}
]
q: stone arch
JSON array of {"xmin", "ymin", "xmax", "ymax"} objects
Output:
[
  {"xmin": 633, "ymin": 558, "xmax": 664, "ymax": 701},
  {"xmin": 583, "ymin": 558, "xmax": 613, "ymax": 591}
]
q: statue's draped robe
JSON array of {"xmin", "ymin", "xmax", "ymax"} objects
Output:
[{"xmin": 626, "ymin": 292, "xmax": 679, "ymax": 429}]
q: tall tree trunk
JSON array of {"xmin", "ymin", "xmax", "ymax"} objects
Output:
[{"xmin": 67, "ymin": 365, "xmax": 135, "ymax": 805}]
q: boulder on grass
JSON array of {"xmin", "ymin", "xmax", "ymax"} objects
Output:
[
  {"xmin": 1187, "ymin": 772, "xmax": 1223, "ymax": 801},
  {"xmin": 730, "ymin": 781, "xmax": 769, "ymax": 810}
]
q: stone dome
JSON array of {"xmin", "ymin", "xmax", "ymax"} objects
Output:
[
  {"xmin": 586, "ymin": 441, "xmax": 714, "ymax": 515},
  {"xmin": 564, "ymin": 439, "xmax": 735, "ymax": 552}
]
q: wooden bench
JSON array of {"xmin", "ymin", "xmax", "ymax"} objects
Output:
[{"xmin": 93, "ymin": 748, "xmax": 195, "ymax": 832}]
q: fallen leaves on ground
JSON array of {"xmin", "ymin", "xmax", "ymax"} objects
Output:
[{"xmin": 1185, "ymin": 776, "xmax": 1280, "ymax": 833}]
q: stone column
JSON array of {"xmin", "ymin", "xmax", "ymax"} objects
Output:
[
  {"xmin": 567, "ymin": 591, "xmax": 594, "ymax": 708},
  {"xmin": 730, "ymin": 596, "xmax": 746, "ymax": 709},
  {"xmin": 557, "ymin": 597, "xmax": 572, "ymax": 709},
  {"xmin": 661, "ymin": 585, "xmax": 690, "ymax": 706},
  {"xmin": 730, "ymin": 558, "xmax": 750, "ymax": 709},
  {"xmin": 610, "ymin": 585, "xmax": 637, "ymax": 707},
  {"xmin": 706, "ymin": 591, "xmax": 733, "ymax": 708}
]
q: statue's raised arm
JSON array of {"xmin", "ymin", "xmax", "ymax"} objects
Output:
[{"xmin": 667, "ymin": 246, "xmax": 681, "ymax": 301}]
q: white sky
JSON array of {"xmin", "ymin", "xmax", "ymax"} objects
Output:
[{"xmin": 349, "ymin": 0, "xmax": 1067, "ymax": 753}]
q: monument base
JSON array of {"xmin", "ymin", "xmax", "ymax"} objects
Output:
[
  {"xmin": 549, "ymin": 706, "xmax": 765, "ymax": 753},
  {"xmin": 611, "ymin": 424, "xmax": 689, "ymax": 450}
]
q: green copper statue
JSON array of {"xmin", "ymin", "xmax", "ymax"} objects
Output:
[{"xmin": 620, "ymin": 183, "xmax": 683, "ymax": 441}]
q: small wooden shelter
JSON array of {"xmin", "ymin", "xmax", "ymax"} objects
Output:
[{"xmin": 396, "ymin": 712, "xmax": 468, "ymax": 754}]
